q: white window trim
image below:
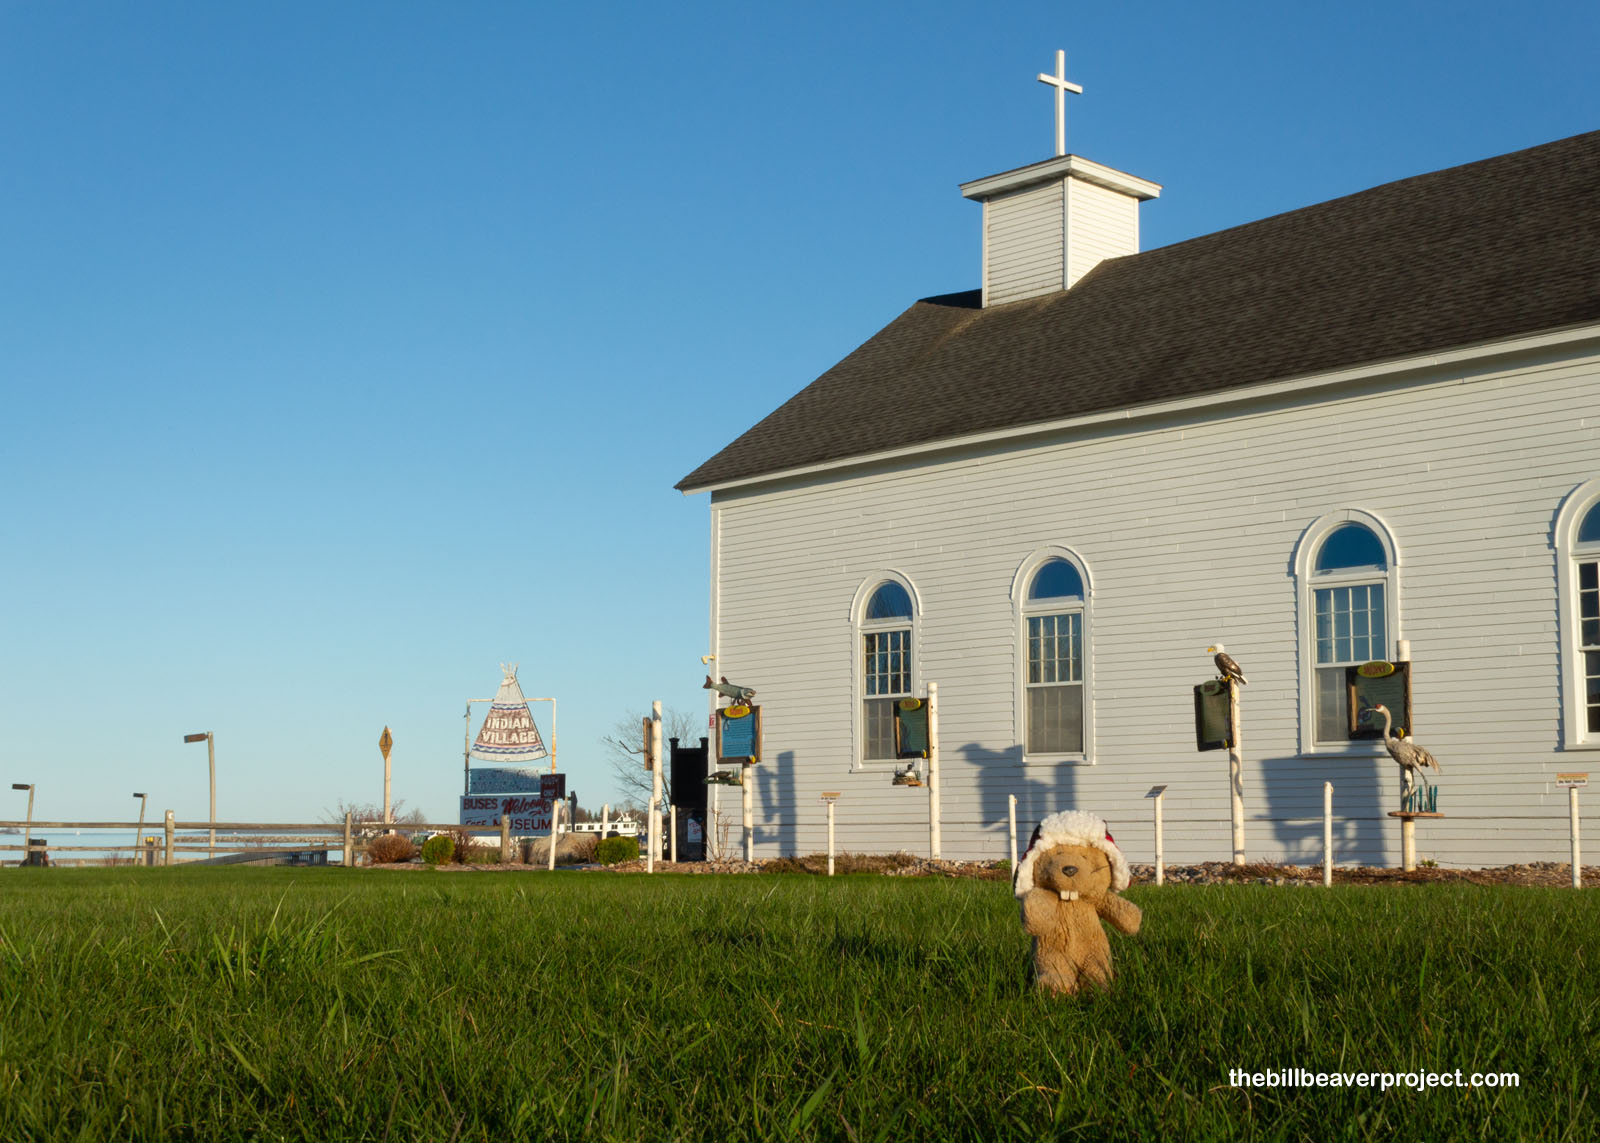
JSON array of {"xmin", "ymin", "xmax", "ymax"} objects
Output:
[
  {"xmin": 1555, "ymin": 478, "xmax": 1600, "ymax": 750},
  {"xmin": 1293, "ymin": 510, "xmax": 1401, "ymax": 757},
  {"xmin": 849, "ymin": 571, "xmax": 923, "ymax": 771},
  {"xmin": 1010, "ymin": 546, "xmax": 1094, "ymax": 765}
]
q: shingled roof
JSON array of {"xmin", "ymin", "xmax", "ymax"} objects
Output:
[{"xmin": 678, "ymin": 129, "xmax": 1600, "ymax": 492}]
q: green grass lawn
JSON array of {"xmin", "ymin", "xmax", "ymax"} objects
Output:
[{"xmin": 0, "ymin": 867, "xmax": 1593, "ymax": 1141}]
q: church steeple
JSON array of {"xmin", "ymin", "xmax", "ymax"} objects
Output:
[{"xmin": 960, "ymin": 51, "xmax": 1160, "ymax": 307}]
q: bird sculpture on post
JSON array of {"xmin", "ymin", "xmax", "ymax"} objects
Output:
[
  {"xmin": 1362, "ymin": 703, "xmax": 1441, "ymax": 801},
  {"xmin": 1207, "ymin": 644, "xmax": 1248, "ymax": 686}
]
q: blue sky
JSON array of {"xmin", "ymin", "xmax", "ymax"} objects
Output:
[{"xmin": 3, "ymin": 1, "xmax": 1597, "ymax": 826}]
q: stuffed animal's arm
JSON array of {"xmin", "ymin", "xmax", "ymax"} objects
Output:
[
  {"xmin": 1096, "ymin": 892, "xmax": 1142, "ymax": 935},
  {"xmin": 1020, "ymin": 888, "xmax": 1059, "ymax": 935}
]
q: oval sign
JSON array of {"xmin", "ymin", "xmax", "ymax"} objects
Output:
[
  {"xmin": 1357, "ymin": 661, "xmax": 1396, "ymax": 678},
  {"xmin": 723, "ymin": 705, "xmax": 750, "ymax": 719},
  {"xmin": 898, "ymin": 698, "xmax": 923, "ymax": 711}
]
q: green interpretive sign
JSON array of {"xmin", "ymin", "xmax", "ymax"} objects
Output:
[
  {"xmin": 1193, "ymin": 679, "xmax": 1233, "ymax": 751},
  {"xmin": 716, "ymin": 705, "xmax": 761, "ymax": 764},
  {"xmin": 1346, "ymin": 661, "xmax": 1413, "ymax": 739},
  {"xmin": 894, "ymin": 698, "xmax": 929, "ymax": 759}
]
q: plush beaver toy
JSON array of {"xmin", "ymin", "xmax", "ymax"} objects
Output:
[{"xmin": 1014, "ymin": 810, "xmax": 1142, "ymax": 996}]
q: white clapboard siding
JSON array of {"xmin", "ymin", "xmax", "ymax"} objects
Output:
[
  {"xmin": 1064, "ymin": 177, "xmax": 1139, "ymax": 288},
  {"xmin": 984, "ymin": 181, "xmax": 1062, "ymax": 305},
  {"xmin": 708, "ymin": 340, "xmax": 1600, "ymax": 869}
]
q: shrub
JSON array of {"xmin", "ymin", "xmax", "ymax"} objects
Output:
[
  {"xmin": 446, "ymin": 828, "xmax": 483, "ymax": 864},
  {"xmin": 367, "ymin": 833, "xmax": 418, "ymax": 865},
  {"xmin": 523, "ymin": 832, "xmax": 600, "ymax": 865},
  {"xmin": 594, "ymin": 836, "xmax": 640, "ymax": 865},
  {"xmin": 420, "ymin": 834, "xmax": 454, "ymax": 865}
]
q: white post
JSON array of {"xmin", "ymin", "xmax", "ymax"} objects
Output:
[
  {"xmin": 207, "ymin": 732, "xmax": 217, "ymax": 860},
  {"xmin": 1401, "ymin": 818, "xmax": 1417, "ymax": 872},
  {"xmin": 827, "ymin": 800, "xmax": 836, "ymax": 877},
  {"xmin": 1571, "ymin": 786, "xmax": 1583, "ymax": 890},
  {"xmin": 602, "ymin": 803, "xmax": 610, "ymax": 838},
  {"xmin": 1153, "ymin": 789, "xmax": 1166, "ymax": 887},
  {"xmin": 1008, "ymin": 794, "xmax": 1018, "ymax": 870},
  {"xmin": 927, "ymin": 681, "xmax": 941, "ymax": 860},
  {"xmin": 670, "ymin": 804, "xmax": 677, "ymax": 864},
  {"xmin": 1323, "ymin": 781, "xmax": 1334, "ymax": 888},
  {"xmin": 133, "ymin": 793, "xmax": 147, "ymax": 863},
  {"xmin": 1228, "ymin": 679, "xmax": 1245, "ymax": 865},
  {"xmin": 547, "ymin": 799, "xmax": 561, "ymax": 871},
  {"xmin": 649, "ymin": 702, "xmax": 663, "ymax": 874},
  {"xmin": 742, "ymin": 767, "xmax": 753, "ymax": 863}
]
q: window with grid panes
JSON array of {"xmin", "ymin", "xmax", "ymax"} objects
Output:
[
  {"xmin": 861, "ymin": 582, "xmax": 913, "ymax": 760},
  {"xmin": 1024, "ymin": 559, "xmax": 1085, "ymax": 754},
  {"xmin": 1576, "ymin": 502, "xmax": 1600, "ymax": 735},
  {"xmin": 1311, "ymin": 524, "xmax": 1390, "ymax": 743}
]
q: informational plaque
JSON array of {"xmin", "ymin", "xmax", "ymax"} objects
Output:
[
  {"xmin": 894, "ymin": 697, "xmax": 929, "ymax": 759},
  {"xmin": 1193, "ymin": 679, "xmax": 1233, "ymax": 751},
  {"xmin": 468, "ymin": 766, "xmax": 544, "ymax": 795},
  {"xmin": 1346, "ymin": 661, "xmax": 1413, "ymax": 739},
  {"xmin": 716, "ymin": 704, "xmax": 761, "ymax": 765}
]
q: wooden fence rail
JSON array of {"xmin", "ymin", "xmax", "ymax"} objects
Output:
[{"xmin": 0, "ymin": 814, "xmax": 524, "ymax": 868}]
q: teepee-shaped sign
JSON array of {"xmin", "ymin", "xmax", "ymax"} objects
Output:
[{"xmin": 470, "ymin": 663, "xmax": 549, "ymax": 764}]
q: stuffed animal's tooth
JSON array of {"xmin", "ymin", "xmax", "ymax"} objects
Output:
[{"xmin": 1058, "ymin": 889, "xmax": 1077, "ymax": 901}]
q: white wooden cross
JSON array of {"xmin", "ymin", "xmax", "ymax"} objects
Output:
[{"xmin": 1037, "ymin": 49, "xmax": 1083, "ymax": 157}]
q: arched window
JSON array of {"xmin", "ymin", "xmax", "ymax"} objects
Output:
[
  {"xmin": 1556, "ymin": 481, "xmax": 1600, "ymax": 747},
  {"xmin": 1012, "ymin": 549, "xmax": 1092, "ymax": 760},
  {"xmin": 1295, "ymin": 512, "xmax": 1400, "ymax": 750},
  {"xmin": 855, "ymin": 577, "xmax": 917, "ymax": 763}
]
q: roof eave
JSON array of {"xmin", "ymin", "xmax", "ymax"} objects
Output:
[{"xmin": 677, "ymin": 319, "xmax": 1600, "ymax": 497}]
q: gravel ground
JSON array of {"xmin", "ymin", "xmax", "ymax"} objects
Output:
[
  {"xmin": 372, "ymin": 855, "xmax": 1594, "ymax": 886},
  {"xmin": 594, "ymin": 856, "xmax": 1595, "ymax": 886}
]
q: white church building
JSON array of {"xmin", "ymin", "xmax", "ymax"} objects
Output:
[{"xmin": 677, "ymin": 84, "xmax": 1600, "ymax": 868}]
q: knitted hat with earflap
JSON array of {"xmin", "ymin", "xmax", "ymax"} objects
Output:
[{"xmin": 1012, "ymin": 810, "xmax": 1130, "ymax": 899}]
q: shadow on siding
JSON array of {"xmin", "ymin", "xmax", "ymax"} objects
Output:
[
  {"xmin": 960, "ymin": 741, "xmax": 1084, "ymax": 860},
  {"xmin": 1258, "ymin": 754, "xmax": 1391, "ymax": 865}
]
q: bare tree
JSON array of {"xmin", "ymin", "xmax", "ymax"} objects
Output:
[
  {"xmin": 323, "ymin": 799, "xmax": 428, "ymax": 836},
  {"xmin": 602, "ymin": 706, "xmax": 706, "ymax": 809}
]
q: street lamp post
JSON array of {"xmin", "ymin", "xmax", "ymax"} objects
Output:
[
  {"xmin": 11, "ymin": 783, "xmax": 35, "ymax": 867},
  {"xmin": 183, "ymin": 732, "xmax": 216, "ymax": 858},
  {"xmin": 133, "ymin": 792, "xmax": 148, "ymax": 867}
]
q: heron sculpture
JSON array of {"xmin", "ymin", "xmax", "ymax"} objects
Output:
[{"xmin": 1361, "ymin": 703, "xmax": 1441, "ymax": 800}]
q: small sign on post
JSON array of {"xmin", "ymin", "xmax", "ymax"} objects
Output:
[
  {"xmin": 1146, "ymin": 785, "xmax": 1167, "ymax": 887},
  {"xmin": 821, "ymin": 792, "xmax": 840, "ymax": 877},
  {"xmin": 1559, "ymin": 773, "xmax": 1588, "ymax": 890}
]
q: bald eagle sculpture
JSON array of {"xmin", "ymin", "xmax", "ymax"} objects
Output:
[
  {"xmin": 1207, "ymin": 644, "xmax": 1248, "ymax": 686},
  {"xmin": 1363, "ymin": 703, "xmax": 1441, "ymax": 796}
]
